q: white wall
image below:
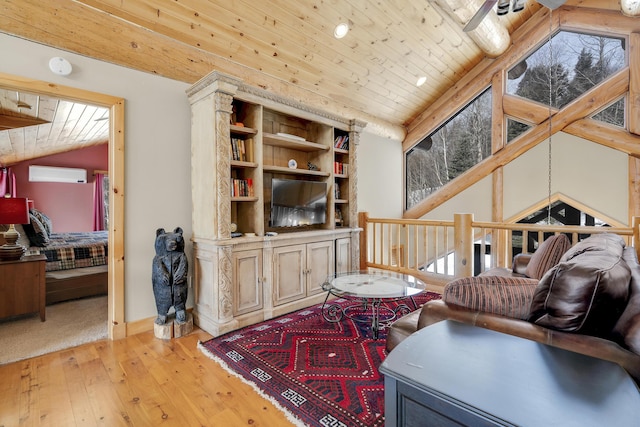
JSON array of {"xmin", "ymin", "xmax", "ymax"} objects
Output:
[
  {"xmin": 0, "ymin": 33, "xmax": 192, "ymax": 323},
  {"xmin": 421, "ymin": 131, "xmax": 628, "ymax": 226},
  {"xmin": 357, "ymin": 131, "xmax": 403, "ymax": 218},
  {"xmin": 421, "ymin": 176, "xmax": 493, "ymax": 222},
  {"xmin": 504, "ymin": 132, "xmax": 628, "ymax": 224}
]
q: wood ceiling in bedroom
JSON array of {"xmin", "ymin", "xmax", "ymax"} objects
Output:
[{"xmin": 0, "ymin": 89, "xmax": 109, "ymax": 165}]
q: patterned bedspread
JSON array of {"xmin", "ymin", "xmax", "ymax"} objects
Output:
[{"xmin": 35, "ymin": 231, "xmax": 108, "ymax": 272}]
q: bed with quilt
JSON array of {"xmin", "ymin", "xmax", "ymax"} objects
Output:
[{"xmin": 1, "ymin": 208, "xmax": 108, "ymax": 304}]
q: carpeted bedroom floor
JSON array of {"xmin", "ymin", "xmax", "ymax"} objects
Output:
[{"xmin": 0, "ymin": 295, "xmax": 108, "ymax": 365}]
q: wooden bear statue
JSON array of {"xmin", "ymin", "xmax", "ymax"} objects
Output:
[{"xmin": 152, "ymin": 227, "xmax": 188, "ymax": 325}]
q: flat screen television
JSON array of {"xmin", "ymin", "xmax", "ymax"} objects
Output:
[{"xmin": 270, "ymin": 178, "xmax": 327, "ymax": 228}]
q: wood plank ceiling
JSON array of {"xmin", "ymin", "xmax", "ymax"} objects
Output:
[
  {"xmin": 0, "ymin": 89, "xmax": 110, "ymax": 165},
  {"xmin": 0, "ymin": 0, "xmax": 622, "ymax": 166}
]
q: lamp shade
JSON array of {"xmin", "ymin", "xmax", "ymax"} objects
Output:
[{"xmin": 0, "ymin": 197, "xmax": 30, "ymax": 224}]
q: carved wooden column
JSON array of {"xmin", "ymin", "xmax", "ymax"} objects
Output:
[
  {"xmin": 215, "ymin": 91, "xmax": 234, "ymax": 240},
  {"xmin": 349, "ymin": 119, "xmax": 365, "ymax": 270},
  {"xmin": 187, "ymin": 71, "xmax": 241, "ymax": 241},
  {"xmin": 217, "ymin": 245, "xmax": 234, "ymax": 323},
  {"xmin": 186, "ymin": 72, "xmax": 241, "ymax": 331}
]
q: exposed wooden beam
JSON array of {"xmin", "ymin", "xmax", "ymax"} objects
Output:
[
  {"xmin": 630, "ymin": 33, "xmax": 640, "ymax": 136},
  {"xmin": 564, "ymin": 118, "xmax": 640, "ymax": 157},
  {"xmin": 491, "ymin": 70, "xmax": 505, "ymax": 153},
  {"xmin": 503, "ymin": 95, "xmax": 557, "ymax": 125},
  {"xmin": 433, "ymin": 0, "xmax": 510, "ymax": 57},
  {"xmin": 622, "ymin": 0, "xmax": 640, "ymax": 16},
  {"xmin": 630, "ymin": 157, "xmax": 640, "ymax": 219}
]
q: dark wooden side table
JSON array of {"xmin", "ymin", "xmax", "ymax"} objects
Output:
[
  {"xmin": 0, "ymin": 254, "xmax": 47, "ymax": 321},
  {"xmin": 380, "ymin": 320, "xmax": 640, "ymax": 427}
]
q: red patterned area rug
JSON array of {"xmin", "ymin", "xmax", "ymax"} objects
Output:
[{"xmin": 198, "ymin": 291, "xmax": 441, "ymax": 427}]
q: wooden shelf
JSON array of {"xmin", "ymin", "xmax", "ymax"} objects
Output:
[
  {"xmin": 334, "ymin": 173, "xmax": 348, "ymax": 179},
  {"xmin": 230, "ymin": 125, "xmax": 257, "ymax": 136},
  {"xmin": 263, "ymin": 133, "xmax": 329, "ymax": 152},
  {"xmin": 188, "ymin": 72, "xmax": 361, "ymax": 339},
  {"xmin": 231, "ymin": 160, "xmax": 258, "ymax": 168},
  {"xmin": 263, "ymin": 165, "xmax": 330, "ymax": 177}
]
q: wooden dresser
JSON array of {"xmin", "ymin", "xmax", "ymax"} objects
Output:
[{"xmin": 0, "ymin": 254, "xmax": 46, "ymax": 321}]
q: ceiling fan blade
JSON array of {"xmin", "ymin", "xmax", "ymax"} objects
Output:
[{"xmin": 463, "ymin": 0, "xmax": 498, "ymax": 32}]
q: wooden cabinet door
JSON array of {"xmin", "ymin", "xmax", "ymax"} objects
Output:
[
  {"xmin": 272, "ymin": 244, "xmax": 306, "ymax": 306},
  {"xmin": 306, "ymin": 241, "xmax": 334, "ymax": 296},
  {"xmin": 0, "ymin": 259, "xmax": 42, "ymax": 320},
  {"xmin": 335, "ymin": 237, "xmax": 351, "ymax": 274},
  {"xmin": 232, "ymin": 249, "xmax": 263, "ymax": 315}
]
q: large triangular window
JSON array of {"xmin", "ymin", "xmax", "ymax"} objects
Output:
[
  {"xmin": 507, "ymin": 31, "xmax": 626, "ymax": 108},
  {"xmin": 512, "ymin": 200, "xmax": 609, "ymax": 254}
]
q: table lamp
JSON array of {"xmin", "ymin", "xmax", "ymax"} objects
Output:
[{"xmin": 0, "ymin": 197, "xmax": 30, "ymax": 261}]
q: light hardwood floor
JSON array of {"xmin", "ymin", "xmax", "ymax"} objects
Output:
[{"xmin": 0, "ymin": 328, "xmax": 295, "ymax": 426}]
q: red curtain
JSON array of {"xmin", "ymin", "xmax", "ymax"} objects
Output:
[
  {"xmin": 0, "ymin": 168, "xmax": 17, "ymax": 197},
  {"xmin": 92, "ymin": 173, "xmax": 105, "ymax": 231}
]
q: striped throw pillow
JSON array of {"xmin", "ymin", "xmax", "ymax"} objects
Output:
[{"xmin": 443, "ymin": 275, "xmax": 539, "ymax": 320}]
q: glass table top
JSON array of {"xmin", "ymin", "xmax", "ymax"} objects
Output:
[{"xmin": 323, "ymin": 270, "xmax": 426, "ymax": 299}]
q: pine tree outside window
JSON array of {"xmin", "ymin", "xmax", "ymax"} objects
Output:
[
  {"xmin": 405, "ymin": 88, "xmax": 491, "ymax": 210},
  {"xmin": 506, "ymin": 31, "xmax": 626, "ymax": 109}
]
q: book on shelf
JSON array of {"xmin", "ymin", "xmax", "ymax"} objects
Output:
[
  {"xmin": 334, "ymin": 161, "xmax": 349, "ymax": 175},
  {"xmin": 245, "ymin": 139, "xmax": 253, "ymax": 162},
  {"xmin": 334, "ymin": 135, "xmax": 349, "ymax": 150},
  {"xmin": 231, "ymin": 138, "xmax": 248, "ymax": 162},
  {"xmin": 231, "ymin": 178, "xmax": 254, "ymax": 197}
]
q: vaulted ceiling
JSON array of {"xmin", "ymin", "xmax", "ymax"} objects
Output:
[{"xmin": 0, "ymin": 0, "xmax": 629, "ymax": 165}]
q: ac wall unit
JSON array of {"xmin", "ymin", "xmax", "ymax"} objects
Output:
[{"xmin": 29, "ymin": 165, "xmax": 87, "ymax": 184}]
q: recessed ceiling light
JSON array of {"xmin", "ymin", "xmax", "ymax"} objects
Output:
[
  {"xmin": 416, "ymin": 76, "xmax": 427, "ymax": 87},
  {"xmin": 334, "ymin": 23, "xmax": 349, "ymax": 39}
]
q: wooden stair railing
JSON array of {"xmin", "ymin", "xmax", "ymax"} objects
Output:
[{"xmin": 359, "ymin": 212, "xmax": 639, "ymax": 292}]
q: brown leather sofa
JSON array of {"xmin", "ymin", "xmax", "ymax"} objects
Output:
[{"xmin": 387, "ymin": 233, "xmax": 640, "ymax": 385}]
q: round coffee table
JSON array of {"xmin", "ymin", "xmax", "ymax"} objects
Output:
[{"xmin": 321, "ymin": 270, "xmax": 426, "ymax": 339}]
